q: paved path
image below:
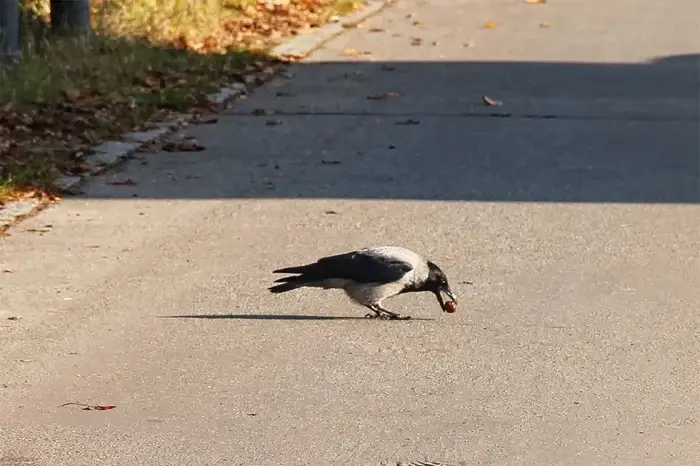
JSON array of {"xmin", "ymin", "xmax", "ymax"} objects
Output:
[{"xmin": 1, "ymin": 0, "xmax": 699, "ymax": 465}]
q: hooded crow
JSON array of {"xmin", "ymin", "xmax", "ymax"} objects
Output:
[{"xmin": 269, "ymin": 246, "xmax": 458, "ymax": 320}]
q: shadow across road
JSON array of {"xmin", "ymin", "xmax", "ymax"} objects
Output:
[
  {"xmin": 78, "ymin": 53, "xmax": 699, "ymax": 204},
  {"xmin": 160, "ymin": 314, "xmax": 435, "ymax": 321}
]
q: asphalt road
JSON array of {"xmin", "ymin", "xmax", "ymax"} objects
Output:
[{"xmin": 1, "ymin": 0, "xmax": 699, "ymax": 465}]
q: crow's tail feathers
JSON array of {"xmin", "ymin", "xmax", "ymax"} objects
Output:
[
  {"xmin": 273, "ymin": 264, "xmax": 313, "ymax": 275},
  {"xmin": 268, "ymin": 275, "xmax": 312, "ymax": 294}
]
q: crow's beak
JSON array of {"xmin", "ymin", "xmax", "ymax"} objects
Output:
[
  {"xmin": 435, "ymin": 287, "xmax": 457, "ymax": 311},
  {"xmin": 441, "ymin": 286, "xmax": 457, "ymax": 304}
]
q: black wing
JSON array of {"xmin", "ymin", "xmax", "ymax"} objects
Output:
[{"xmin": 274, "ymin": 250, "xmax": 413, "ymax": 284}]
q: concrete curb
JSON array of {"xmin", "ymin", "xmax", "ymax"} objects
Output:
[{"xmin": 0, "ymin": 0, "xmax": 391, "ymax": 234}]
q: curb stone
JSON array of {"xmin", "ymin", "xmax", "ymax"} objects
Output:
[{"xmin": 0, "ymin": 0, "xmax": 392, "ymax": 234}]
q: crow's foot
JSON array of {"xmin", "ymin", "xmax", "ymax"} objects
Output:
[{"xmin": 365, "ymin": 305, "xmax": 411, "ymax": 320}]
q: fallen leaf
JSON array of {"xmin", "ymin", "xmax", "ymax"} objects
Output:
[
  {"xmin": 60, "ymin": 402, "xmax": 116, "ymax": 411},
  {"xmin": 107, "ymin": 178, "xmax": 137, "ymax": 186},
  {"xmin": 368, "ymin": 27, "xmax": 385, "ymax": 33},
  {"xmin": 539, "ymin": 21, "xmax": 551, "ymax": 28},
  {"xmin": 162, "ymin": 140, "xmax": 206, "ymax": 152},
  {"xmin": 410, "ymin": 37, "xmax": 422, "ymax": 46},
  {"xmin": 325, "ymin": 210, "xmax": 339, "ymax": 214},
  {"xmin": 251, "ymin": 108, "xmax": 275, "ymax": 116},
  {"xmin": 265, "ymin": 119, "xmax": 283, "ymax": 126},
  {"xmin": 380, "ymin": 65, "xmax": 396, "ymax": 71},
  {"xmin": 275, "ymin": 91, "xmax": 295, "ymax": 97},
  {"xmin": 343, "ymin": 48, "xmax": 362, "ymax": 56},
  {"xmin": 2, "ymin": 269, "xmax": 14, "ymax": 273},
  {"xmin": 395, "ymin": 119, "xmax": 420, "ymax": 125},
  {"xmin": 367, "ymin": 92, "xmax": 401, "ymax": 100},
  {"xmin": 192, "ymin": 116, "xmax": 219, "ymax": 125},
  {"xmin": 460, "ymin": 280, "xmax": 474, "ymax": 285},
  {"xmin": 525, "ymin": 0, "xmax": 546, "ymax": 3},
  {"xmin": 321, "ymin": 159, "xmax": 342, "ymax": 165},
  {"xmin": 25, "ymin": 228, "xmax": 51, "ymax": 233},
  {"xmin": 482, "ymin": 95, "xmax": 503, "ymax": 106},
  {"xmin": 484, "ymin": 21, "xmax": 496, "ymax": 29},
  {"xmin": 7, "ymin": 316, "xmax": 22, "ymax": 321}
]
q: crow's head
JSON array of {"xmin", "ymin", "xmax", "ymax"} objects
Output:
[{"xmin": 424, "ymin": 261, "xmax": 457, "ymax": 312}]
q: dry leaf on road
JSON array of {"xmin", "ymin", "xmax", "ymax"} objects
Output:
[
  {"xmin": 482, "ymin": 95, "xmax": 503, "ymax": 106},
  {"xmin": 484, "ymin": 21, "xmax": 496, "ymax": 29},
  {"xmin": 367, "ymin": 92, "xmax": 401, "ymax": 100},
  {"xmin": 60, "ymin": 402, "xmax": 116, "ymax": 411},
  {"xmin": 251, "ymin": 108, "xmax": 275, "ymax": 116},
  {"xmin": 321, "ymin": 159, "xmax": 342, "ymax": 165},
  {"xmin": 162, "ymin": 139, "xmax": 206, "ymax": 152},
  {"xmin": 525, "ymin": 0, "xmax": 546, "ymax": 3},
  {"xmin": 107, "ymin": 178, "xmax": 137, "ymax": 186}
]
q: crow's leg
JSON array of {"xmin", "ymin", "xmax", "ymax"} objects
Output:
[
  {"xmin": 363, "ymin": 305, "xmax": 382, "ymax": 319},
  {"xmin": 374, "ymin": 304, "xmax": 411, "ymax": 320}
]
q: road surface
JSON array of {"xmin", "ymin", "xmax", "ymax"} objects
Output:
[{"xmin": 1, "ymin": 0, "xmax": 699, "ymax": 465}]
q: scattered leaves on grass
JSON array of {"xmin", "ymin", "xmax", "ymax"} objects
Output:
[
  {"xmin": 482, "ymin": 95, "xmax": 503, "ymax": 106},
  {"xmin": 367, "ymin": 92, "xmax": 401, "ymax": 100},
  {"xmin": 484, "ymin": 21, "xmax": 496, "ymax": 29},
  {"xmin": 60, "ymin": 402, "xmax": 116, "ymax": 411},
  {"xmin": 0, "ymin": 0, "xmax": 364, "ymax": 201}
]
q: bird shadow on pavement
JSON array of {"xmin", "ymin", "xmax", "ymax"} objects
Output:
[{"xmin": 160, "ymin": 313, "xmax": 435, "ymax": 321}]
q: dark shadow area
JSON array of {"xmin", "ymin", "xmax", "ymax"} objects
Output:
[
  {"xmin": 160, "ymin": 313, "xmax": 434, "ymax": 321},
  {"xmin": 70, "ymin": 52, "xmax": 700, "ymax": 203}
]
